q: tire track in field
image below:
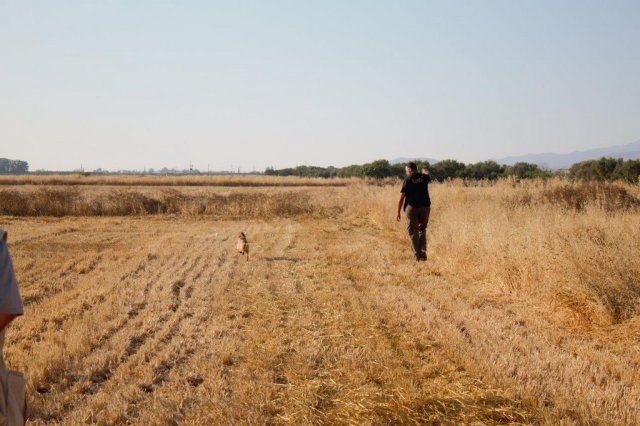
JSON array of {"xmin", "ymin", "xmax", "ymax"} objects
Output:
[
  {"xmin": 64, "ymin": 230, "xmax": 219, "ymax": 422},
  {"xmin": 27, "ymin": 234, "xmax": 201, "ymax": 421},
  {"xmin": 133, "ymin": 225, "xmax": 290, "ymax": 424},
  {"xmin": 120, "ymin": 237, "xmax": 219, "ymax": 410},
  {"xmin": 117, "ymin": 248, "xmax": 202, "ymax": 364},
  {"xmin": 80, "ymin": 252, "xmax": 202, "ymax": 378},
  {"xmin": 17, "ymin": 232, "xmax": 121, "ymax": 301},
  {"xmin": 16, "ymin": 257, "xmax": 160, "ymax": 386},
  {"xmin": 174, "ymin": 224, "xmax": 329, "ymax": 423},
  {"xmin": 18, "ymin": 236, "xmax": 150, "ymax": 326},
  {"xmin": 82, "ymin": 266, "xmax": 219, "ymax": 423},
  {"xmin": 10, "ymin": 225, "xmax": 80, "ymax": 247},
  {"xmin": 17, "ymin": 239, "xmax": 171, "ymax": 355}
]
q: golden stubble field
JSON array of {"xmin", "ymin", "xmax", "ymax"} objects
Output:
[{"xmin": 1, "ymin": 177, "xmax": 639, "ymax": 425}]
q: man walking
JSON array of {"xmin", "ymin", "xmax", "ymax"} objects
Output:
[{"xmin": 396, "ymin": 162, "xmax": 431, "ymax": 261}]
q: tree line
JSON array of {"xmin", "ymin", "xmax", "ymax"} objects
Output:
[
  {"xmin": 2, "ymin": 156, "xmax": 639, "ymax": 183},
  {"xmin": 0, "ymin": 158, "xmax": 29, "ymax": 174},
  {"xmin": 568, "ymin": 158, "xmax": 640, "ymax": 183},
  {"xmin": 266, "ymin": 157, "xmax": 640, "ymax": 183},
  {"xmin": 265, "ymin": 159, "xmax": 550, "ymax": 180}
]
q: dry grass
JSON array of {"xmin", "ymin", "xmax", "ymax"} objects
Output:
[
  {"xmin": 0, "ymin": 187, "xmax": 345, "ymax": 219},
  {"xmin": 351, "ymin": 179, "xmax": 640, "ymax": 424},
  {"xmin": 1, "ymin": 179, "xmax": 639, "ymax": 424},
  {"xmin": 0, "ymin": 174, "xmax": 351, "ymax": 187},
  {"xmin": 503, "ymin": 180, "xmax": 640, "ymax": 212}
]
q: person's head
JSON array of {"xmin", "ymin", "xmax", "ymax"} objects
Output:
[{"xmin": 405, "ymin": 162, "xmax": 417, "ymax": 176}]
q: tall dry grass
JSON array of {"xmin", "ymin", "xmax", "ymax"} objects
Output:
[
  {"xmin": 352, "ymin": 179, "xmax": 640, "ymax": 326},
  {"xmin": 340, "ymin": 179, "xmax": 640, "ymax": 424},
  {"xmin": 0, "ymin": 187, "xmax": 343, "ymax": 219}
]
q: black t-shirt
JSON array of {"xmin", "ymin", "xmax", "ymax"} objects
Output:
[{"xmin": 401, "ymin": 172, "xmax": 431, "ymax": 210}]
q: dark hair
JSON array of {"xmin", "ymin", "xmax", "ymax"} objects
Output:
[{"xmin": 406, "ymin": 162, "xmax": 417, "ymax": 171}]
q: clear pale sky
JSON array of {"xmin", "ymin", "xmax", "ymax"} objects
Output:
[{"xmin": 1, "ymin": 1, "xmax": 639, "ymax": 171}]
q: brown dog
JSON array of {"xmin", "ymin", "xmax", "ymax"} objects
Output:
[{"xmin": 236, "ymin": 232, "xmax": 249, "ymax": 261}]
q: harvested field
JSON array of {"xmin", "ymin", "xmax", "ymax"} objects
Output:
[{"xmin": 1, "ymin": 180, "xmax": 639, "ymax": 424}]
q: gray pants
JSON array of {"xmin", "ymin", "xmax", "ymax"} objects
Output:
[{"xmin": 405, "ymin": 206, "xmax": 430, "ymax": 260}]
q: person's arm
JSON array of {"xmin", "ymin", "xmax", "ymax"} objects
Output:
[
  {"xmin": 0, "ymin": 231, "xmax": 24, "ymax": 331},
  {"xmin": 396, "ymin": 193, "xmax": 405, "ymax": 221},
  {"xmin": 397, "ymin": 178, "xmax": 408, "ymax": 221}
]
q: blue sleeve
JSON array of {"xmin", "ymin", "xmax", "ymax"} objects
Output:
[{"xmin": 0, "ymin": 238, "xmax": 24, "ymax": 316}]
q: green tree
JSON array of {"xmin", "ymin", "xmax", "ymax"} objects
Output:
[
  {"xmin": 338, "ymin": 164, "xmax": 364, "ymax": 178},
  {"xmin": 430, "ymin": 159, "xmax": 466, "ymax": 181},
  {"xmin": 362, "ymin": 160, "xmax": 392, "ymax": 178},
  {"xmin": 570, "ymin": 158, "xmax": 629, "ymax": 182},
  {"xmin": 462, "ymin": 160, "xmax": 505, "ymax": 180},
  {"xmin": 0, "ymin": 158, "xmax": 29, "ymax": 174},
  {"xmin": 504, "ymin": 162, "xmax": 550, "ymax": 179},
  {"xmin": 612, "ymin": 159, "xmax": 640, "ymax": 183}
]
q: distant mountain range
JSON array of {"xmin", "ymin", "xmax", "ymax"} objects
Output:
[
  {"xmin": 494, "ymin": 140, "xmax": 640, "ymax": 169},
  {"xmin": 392, "ymin": 140, "xmax": 640, "ymax": 170}
]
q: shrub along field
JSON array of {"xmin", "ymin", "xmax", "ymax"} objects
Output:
[{"xmin": 1, "ymin": 178, "xmax": 639, "ymax": 424}]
